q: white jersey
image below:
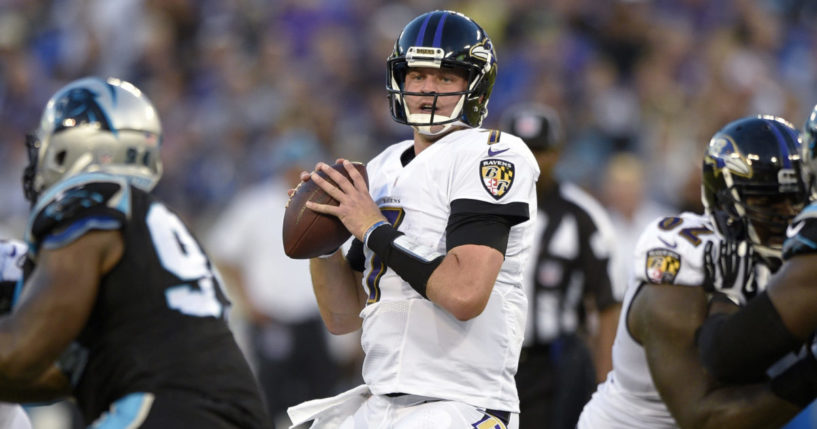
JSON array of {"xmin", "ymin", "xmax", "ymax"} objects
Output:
[
  {"xmin": 0, "ymin": 240, "xmax": 35, "ymax": 429},
  {"xmin": 359, "ymin": 127, "xmax": 539, "ymax": 412},
  {"xmin": 0, "ymin": 239, "xmax": 25, "ymax": 285},
  {"xmin": 578, "ymin": 212, "xmax": 770, "ymax": 428}
]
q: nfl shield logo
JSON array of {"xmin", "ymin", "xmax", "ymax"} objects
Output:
[{"xmin": 480, "ymin": 159, "xmax": 515, "ymax": 200}]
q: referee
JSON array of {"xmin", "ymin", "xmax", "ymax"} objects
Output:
[{"xmin": 500, "ymin": 104, "xmax": 622, "ymax": 429}]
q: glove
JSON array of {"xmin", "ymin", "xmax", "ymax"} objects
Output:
[{"xmin": 703, "ymin": 239, "xmax": 753, "ymax": 305}]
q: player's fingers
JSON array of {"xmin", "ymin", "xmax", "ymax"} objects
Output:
[
  {"xmin": 310, "ymin": 169, "xmax": 346, "ymax": 201},
  {"xmin": 299, "ymin": 171, "xmax": 311, "ymax": 182},
  {"xmin": 317, "ymin": 162, "xmax": 356, "ymax": 194},
  {"xmin": 305, "ymin": 200, "xmax": 339, "ymax": 216},
  {"xmin": 342, "ymin": 160, "xmax": 368, "ymax": 191}
]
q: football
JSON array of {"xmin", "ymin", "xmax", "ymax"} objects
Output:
[{"xmin": 283, "ymin": 161, "xmax": 368, "ymax": 259}]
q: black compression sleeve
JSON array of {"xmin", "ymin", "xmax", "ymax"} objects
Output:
[
  {"xmin": 446, "ymin": 215, "xmax": 511, "ymax": 253},
  {"xmin": 366, "ymin": 224, "xmax": 443, "ymax": 299},
  {"xmin": 696, "ymin": 291, "xmax": 802, "ymax": 383},
  {"xmin": 345, "ymin": 239, "xmax": 365, "ymax": 272}
]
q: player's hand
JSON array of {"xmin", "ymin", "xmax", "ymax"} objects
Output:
[
  {"xmin": 703, "ymin": 239, "xmax": 752, "ymax": 305},
  {"xmin": 285, "ymin": 170, "xmax": 312, "ymax": 201},
  {"xmin": 306, "ymin": 159, "xmax": 386, "ymax": 240}
]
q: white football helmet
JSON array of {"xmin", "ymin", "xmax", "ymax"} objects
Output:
[{"xmin": 23, "ymin": 77, "xmax": 162, "ymax": 203}]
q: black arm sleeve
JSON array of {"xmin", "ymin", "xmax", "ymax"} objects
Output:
[
  {"xmin": 696, "ymin": 291, "xmax": 802, "ymax": 382},
  {"xmin": 345, "ymin": 239, "xmax": 365, "ymax": 272},
  {"xmin": 446, "ymin": 199, "xmax": 529, "ymax": 254}
]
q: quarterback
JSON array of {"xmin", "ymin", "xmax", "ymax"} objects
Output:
[
  {"xmin": 288, "ymin": 10, "xmax": 538, "ymax": 429},
  {"xmin": 577, "ymin": 116, "xmax": 809, "ymax": 428}
]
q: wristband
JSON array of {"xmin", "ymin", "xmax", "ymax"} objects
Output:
[
  {"xmin": 363, "ymin": 220, "xmax": 389, "ymax": 246},
  {"xmin": 366, "ymin": 223, "xmax": 444, "ymax": 299}
]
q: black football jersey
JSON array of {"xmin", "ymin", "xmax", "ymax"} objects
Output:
[{"xmin": 25, "ymin": 173, "xmax": 268, "ymax": 427}]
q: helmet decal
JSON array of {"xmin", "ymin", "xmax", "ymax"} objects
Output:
[
  {"xmin": 53, "ymin": 87, "xmax": 114, "ymax": 134},
  {"xmin": 706, "ymin": 135, "xmax": 751, "ymax": 177}
]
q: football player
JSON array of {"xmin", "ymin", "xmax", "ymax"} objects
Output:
[
  {"xmin": 0, "ymin": 77, "xmax": 270, "ymax": 428},
  {"xmin": 287, "ymin": 10, "xmax": 539, "ymax": 428},
  {"xmin": 577, "ymin": 116, "xmax": 810, "ymax": 428},
  {"xmin": 697, "ymin": 104, "xmax": 817, "ymax": 408}
]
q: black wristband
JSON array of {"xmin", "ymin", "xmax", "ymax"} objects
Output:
[
  {"xmin": 768, "ymin": 345, "xmax": 817, "ymax": 407},
  {"xmin": 366, "ymin": 224, "xmax": 444, "ymax": 299}
]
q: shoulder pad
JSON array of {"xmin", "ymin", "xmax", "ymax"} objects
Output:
[
  {"xmin": 783, "ymin": 204, "xmax": 817, "ymax": 259},
  {"xmin": 633, "ymin": 213, "xmax": 717, "ymax": 286},
  {"xmin": 27, "ymin": 173, "xmax": 131, "ymax": 250}
]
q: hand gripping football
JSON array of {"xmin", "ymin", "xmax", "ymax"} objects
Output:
[{"xmin": 283, "ymin": 161, "xmax": 368, "ymax": 259}]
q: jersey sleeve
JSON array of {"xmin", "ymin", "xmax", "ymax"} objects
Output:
[
  {"xmin": 448, "ymin": 132, "xmax": 539, "ymax": 224},
  {"xmin": 632, "ymin": 214, "xmax": 717, "ymax": 287},
  {"xmin": 782, "ymin": 203, "xmax": 817, "ymax": 259},
  {"xmin": 26, "ymin": 173, "xmax": 131, "ymax": 251}
]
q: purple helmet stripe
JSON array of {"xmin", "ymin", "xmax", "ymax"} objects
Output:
[
  {"xmin": 432, "ymin": 12, "xmax": 448, "ymax": 48},
  {"xmin": 414, "ymin": 13, "xmax": 433, "ymax": 46},
  {"xmin": 767, "ymin": 119, "xmax": 794, "ymax": 168}
]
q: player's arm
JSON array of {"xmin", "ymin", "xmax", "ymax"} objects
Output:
[
  {"xmin": 425, "ymin": 243, "xmax": 504, "ymax": 321},
  {"xmin": 590, "ymin": 301, "xmax": 619, "ymax": 382},
  {"xmin": 309, "ymin": 249, "xmax": 366, "ymax": 334},
  {"xmin": 632, "ymin": 282, "xmax": 800, "ymax": 429},
  {"xmin": 696, "ymin": 254, "xmax": 814, "ymax": 383},
  {"xmin": 0, "ymin": 230, "xmax": 122, "ymax": 392},
  {"xmin": 0, "ymin": 364, "xmax": 71, "ymax": 403},
  {"xmin": 307, "ymin": 160, "xmax": 527, "ymax": 321},
  {"xmin": 581, "ymin": 218, "xmax": 620, "ymax": 381}
]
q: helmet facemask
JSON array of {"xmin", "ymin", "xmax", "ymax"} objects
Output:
[{"xmin": 711, "ymin": 173, "xmax": 805, "ymax": 270}]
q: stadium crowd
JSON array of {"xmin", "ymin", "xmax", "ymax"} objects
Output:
[{"xmin": 0, "ymin": 0, "xmax": 815, "ymax": 234}]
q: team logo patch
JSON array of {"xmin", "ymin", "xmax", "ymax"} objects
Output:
[
  {"xmin": 480, "ymin": 159, "xmax": 515, "ymax": 200},
  {"xmin": 645, "ymin": 248, "xmax": 681, "ymax": 284}
]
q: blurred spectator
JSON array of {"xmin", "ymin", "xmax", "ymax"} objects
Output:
[
  {"xmin": 501, "ymin": 103, "xmax": 621, "ymax": 429},
  {"xmin": 600, "ymin": 152, "xmax": 674, "ymax": 299}
]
